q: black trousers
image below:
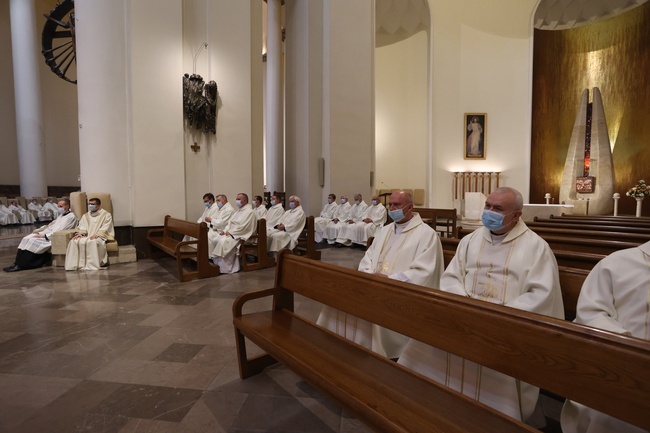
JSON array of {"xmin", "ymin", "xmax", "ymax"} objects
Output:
[{"xmin": 14, "ymin": 249, "xmax": 52, "ymax": 269}]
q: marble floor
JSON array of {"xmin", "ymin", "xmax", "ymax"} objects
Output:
[{"xmin": 0, "ymin": 224, "xmax": 562, "ymax": 432}]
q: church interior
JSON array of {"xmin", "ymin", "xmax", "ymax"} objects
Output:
[{"xmin": 1, "ymin": 0, "xmax": 649, "ymax": 431}]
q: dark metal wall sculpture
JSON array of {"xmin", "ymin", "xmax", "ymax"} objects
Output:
[
  {"xmin": 42, "ymin": 0, "xmax": 76, "ymax": 84},
  {"xmin": 182, "ymin": 73, "xmax": 217, "ymax": 134}
]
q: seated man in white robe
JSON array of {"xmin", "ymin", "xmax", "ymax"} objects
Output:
[
  {"xmin": 326, "ymin": 194, "xmax": 367, "ymax": 245},
  {"xmin": 209, "ymin": 193, "xmax": 258, "ymax": 273},
  {"xmin": 9, "ymin": 200, "xmax": 36, "ymax": 225},
  {"xmin": 252, "ymin": 195, "xmax": 267, "ymax": 220},
  {"xmin": 397, "ymin": 187, "xmax": 564, "ymax": 425},
  {"xmin": 28, "ymin": 199, "xmax": 52, "ymax": 222},
  {"xmin": 335, "ymin": 195, "xmax": 386, "ymax": 247},
  {"xmin": 65, "ymin": 197, "xmax": 115, "ymax": 270},
  {"xmin": 43, "ymin": 198, "xmax": 59, "ymax": 220},
  {"xmin": 317, "ymin": 190, "xmax": 444, "ymax": 359},
  {"xmin": 0, "ymin": 203, "xmax": 20, "ymax": 225},
  {"xmin": 183, "ymin": 193, "xmax": 220, "ymax": 242},
  {"xmin": 3, "ymin": 199, "xmax": 77, "ymax": 272},
  {"xmin": 314, "ymin": 193, "xmax": 338, "ymax": 243},
  {"xmin": 206, "ymin": 194, "xmax": 236, "ymax": 247},
  {"xmin": 264, "ymin": 195, "xmax": 286, "ymax": 235},
  {"xmin": 561, "ymin": 241, "xmax": 650, "ymax": 433},
  {"xmin": 322, "ymin": 195, "xmax": 351, "ymax": 244},
  {"xmin": 267, "ymin": 195, "xmax": 306, "ymax": 253}
]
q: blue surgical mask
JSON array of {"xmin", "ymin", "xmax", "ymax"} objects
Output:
[
  {"xmin": 372, "ymin": 200, "xmax": 378, "ymax": 206},
  {"xmin": 57, "ymin": 207, "xmax": 65, "ymax": 215},
  {"xmin": 252, "ymin": 201, "xmax": 257, "ymax": 208},
  {"xmin": 340, "ymin": 199, "xmax": 346, "ymax": 204},
  {"xmin": 355, "ymin": 200, "xmax": 360, "ymax": 205},
  {"xmin": 235, "ymin": 200, "xmax": 242, "ymax": 208},
  {"xmin": 327, "ymin": 198, "xmax": 333, "ymax": 204},
  {"xmin": 481, "ymin": 209, "xmax": 513, "ymax": 232},
  {"xmin": 204, "ymin": 202, "xmax": 211, "ymax": 208},
  {"xmin": 271, "ymin": 200, "xmax": 277, "ymax": 206},
  {"xmin": 88, "ymin": 204, "xmax": 97, "ymax": 212},
  {"xmin": 217, "ymin": 202, "xmax": 224, "ymax": 209},
  {"xmin": 388, "ymin": 208, "xmax": 405, "ymax": 223},
  {"xmin": 289, "ymin": 202, "xmax": 296, "ymax": 209}
]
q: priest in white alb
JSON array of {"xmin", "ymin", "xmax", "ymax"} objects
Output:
[
  {"xmin": 335, "ymin": 194, "xmax": 386, "ymax": 247},
  {"xmin": 183, "ymin": 193, "xmax": 220, "ymax": 242},
  {"xmin": 327, "ymin": 193, "xmax": 367, "ymax": 245},
  {"xmin": 322, "ymin": 195, "xmax": 352, "ymax": 244},
  {"xmin": 267, "ymin": 195, "xmax": 306, "ymax": 252},
  {"xmin": 28, "ymin": 199, "xmax": 52, "ymax": 222},
  {"xmin": 561, "ymin": 241, "xmax": 650, "ymax": 433},
  {"xmin": 209, "ymin": 193, "xmax": 257, "ymax": 274},
  {"xmin": 9, "ymin": 200, "xmax": 36, "ymax": 225},
  {"xmin": 252, "ymin": 195, "xmax": 267, "ymax": 220},
  {"xmin": 398, "ymin": 187, "xmax": 564, "ymax": 425},
  {"xmin": 317, "ymin": 190, "xmax": 444, "ymax": 359},
  {"xmin": 314, "ymin": 193, "xmax": 338, "ymax": 243},
  {"xmin": 0, "ymin": 203, "xmax": 19, "ymax": 225},
  {"xmin": 65, "ymin": 197, "xmax": 116, "ymax": 270},
  {"xmin": 43, "ymin": 198, "xmax": 59, "ymax": 220},
  {"xmin": 264, "ymin": 195, "xmax": 285, "ymax": 234},
  {"xmin": 3, "ymin": 199, "xmax": 77, "ymax": 272},
  {"xmin": 206, "ymin": 194, "xmax": 236, "ymax": 245}
]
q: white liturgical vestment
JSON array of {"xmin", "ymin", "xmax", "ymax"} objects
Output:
[
  {"xmin": 325, "ymin": 201, "xmax": 367, "ymax": 244},
  {"xmin": 314, "ymin": 201, "xmax": 338, "ymax": 243},
  {"xmin": 323, "ymin": 202, "xmax": 351, "ymax": 243},
  {"xmin": 65, "ymin": 208, "xmax": 115, "ymax": 270},
  {"xmin": 263, "ymin": 203, "xmax": 285, "ymax": 233},
  {"xmin": 398, "ymin": 219, "xmax": 564, "ymax": 423},
  {"xmin": 336, "ymin": 202, "xmax": 387, "ymax": 246},
  {"xmin": 9, "ymin": 203, "xmax": 36, "ymax": 224},
  {"xmin": 317, "ymin": 213, "xmax": 444, "ymax": 358},
  {"xmin": 209, "ymin": 203, "xmax": 257, "ymax": 273},
  {"xmin": 0, "ymin": 204, "xmax": 19, "ymax": 225},
  {"xmin": 43, "ymin": 201, "xmax": 59, "ymax": 219},
  {"xmin": 561, "ymin": 241, "xmax": 650, "ymax": 433},
  {"xmin": 268, "ymin": 206, "xmax": 306, "ymax": 252},
  {"xmin": 254, "ymin": 205, "xmax": 267, "ymax": 220},
  {"xmin": 183, "ymin": 202, "xmax": 220, "ymax": 242},
  {"xmin": 207, "ymin": 202, "xmax": 235, "ymax": 246},
  {"xmin": 28, "ymin": 202, "xmax": 51, "ymax": 221},
  {"xmin": 18, "ymin": 211, "xmax": 77, "ymax": 254}
]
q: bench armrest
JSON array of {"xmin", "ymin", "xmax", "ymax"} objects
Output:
[
  {"xmin": 233, "ymin": 288, "xmax": 275, "ymax": 318},
  {"xmin": 50, "ymin": 229, "xmax": 76, "ymax": 255},
  {"xmin": 146, "ymin": 228, "xmax": 164, "ymax": 237}
]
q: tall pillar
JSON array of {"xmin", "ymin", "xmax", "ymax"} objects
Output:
[
  {"xmin": 265, "ymin": 0, "xmax": 284, "ymax": 193},
  {"xmin": 9, "ymin": 0, "xmax": 47, "ymax": 197}
]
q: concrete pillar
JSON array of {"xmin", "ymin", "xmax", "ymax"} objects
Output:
[
  {"xmin": 265, "ymin": 0, "xmax": 284, "ymax": 193},
  {"xmin": 9, "ymin": 0, "xmax": 47, "ymax": 197}
]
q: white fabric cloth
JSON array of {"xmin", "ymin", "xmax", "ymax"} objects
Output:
[
  {"xmin": 43, "ymin": 201, "xmax": 59, "ymax": 219},
  {"xmin": 254, "ymin": 205, "xmax": 267, "ymax": 220},
  {"xmin": 323, "ymin": 202, "xmax": 352, "ymax": 243},
  {"xmin": 561, "ymin": 241, "xmax": 650, "ymax": 433},
  {"xmin": 207, "ymin": 203, "xmax": 236, "ymax": 249},
  {"xmin": 17, "ymin": 212, "xmax": 77, "ymax": 254},
  {"xmin": 317, "ymin": 213, "xmax": 444, "ymax": 358},
  {"xmin": 264, "ymin": 203, "xmax": 285, "ymax": 231},
  {"xmin": 28, "ymin": 202, "xmax": 51, "ymax": 221},
  {"xmin": 268, "ymin": 206, "xmax": 306, "ymax": 252},
  {"xmin": 325, "ymin": 201, "xmax": 367, "ymax": 244},
  {"xmin": 0, "ymin": 205, "xmax": 19, "ymax": 225},
  {"xmin": 335, "ymin": 203, "xmax": 387, "ymax": 246},
  {"xmin": 314, "ymin": 202, "xmax": 339, "ymax": 242},
  {"xmin": 65, "ymin": 208, "xmax": 115, "ymax": 270},
  {"xmin": 398, "ymin": 219, "xmax": 564, "ymax": 423},
  {"xmin": 9, "ymin": 204, "xmax": 36, "ymax": 224},
  {"xmin": 209, "ymin": 203, "xmax": 257, "ymax": 273},
  {"xmin": 183, "ymin": 202, "xmax": 221, "ymax": 242}
]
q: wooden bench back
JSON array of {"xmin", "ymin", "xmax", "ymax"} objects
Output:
[
  {"xmin": 273, "ymin": 252, "xmax": 650, "ymax": 430},
  {"xmin": 529, "ymin": 220, "xmax": 650, "ymax": 234},
  {"xmin": 163, "ymin": 215, "xmax": 204, "ymax": 240},
  {"xmin": 529, "ymin": 226, "xmax": 650, "ymax": 244},
  {"xmin": 549, "ymin": 214, "xmax": 650, "ymax": 227}
]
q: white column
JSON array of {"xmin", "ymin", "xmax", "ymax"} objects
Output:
[
  {"xmin": 9, "ymin": 0, "xmax": 47, "ymax": 197},
  {"xmin": 265, "ymin": 0, "xmax": 284, "ymax": 193}
]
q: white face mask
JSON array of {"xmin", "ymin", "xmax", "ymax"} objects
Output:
[
  {"xmin": 57, "ymin": 207, "xmax": 65, "ymax": 215},
  {"xmin": 271, "ymin": 200, "xmax": 277, "ymax": 206},
  {"xmin": 372, "ymin": 200, "xmax": 378, "ymax": 206},
  {"xmin": 88, "ymin": 204, "xmax": 97, "ymax": 212},
  {"xmin": 235, "ymin": 199, "xmax": 243, "ymax": 208},
  {"xmin": 217, "ymin": 202, "xmax": 224, "ymax": 209},
  {"xmin": 340, "ymin": 199, "xmax": 346, "ymax": 204},
  {"xmin": 252, "ymin": 201, "xmax": 257, "ymax": 208}
]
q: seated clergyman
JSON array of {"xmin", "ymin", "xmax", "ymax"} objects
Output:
[
  {"xmin": 3, "ymin": 199, "xmax": 77, "ymax": 272},
  {"xmin": 65, "ymin": 197, "xmax": 115, "ymax": 271}
]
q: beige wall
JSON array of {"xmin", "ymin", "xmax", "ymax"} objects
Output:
[{"xmin": 0, "ymin": 0, "xmax": 79, "ymax": 188}]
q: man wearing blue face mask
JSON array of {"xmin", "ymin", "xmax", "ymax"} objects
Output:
[
  {"xmin": 323, "ymin": 195, "xmax": 352, "ymax": 244},
  {"xmin": 318, "ymin": 190, "xmax": 444, "ymax": 359},
  {"xmin": 314, "ymin": 193, "xmax": 338, "ymax": 243},
  {"xmin": 183, "ymin": 193, "xmax": 220, "ymax": 243},
  {"xmin": 65, "ymin": 197, "xmax": 115, "ymax": 270},
  {"xmin": 267, "ymin": 195, "xmax": 306, "ymax": 254},
  {"xmin": 264, "ymin": 195, "xmax": 285, "ymax": 235},
  {"xmin": 398, "ymin": 186, "xmax": 564, "ymax": 426}
]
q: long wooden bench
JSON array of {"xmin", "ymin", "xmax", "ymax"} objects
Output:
[
  {"xmin": 529, "ymin": 219, "xmax": 650, "ymax": 235},
  {"xmin": 549, "ymin": 214, "xmax": 650, "ymax": 227},
  {"xmin": 292, "ymin": 215, "xmax": 321, "ymax": 260},
  {"xmin": 528, "ymin": 226, "xmax": 650, "ymax": 244},
  {"xmin": 146, "ymin": 215, "xmax": 220, "ymax": 282},
  {"xmin": 413, "ymin": 207, "xmax": 458, "ymax": 238},
  {"xmin": 240, "ymin": 218, "xmax": 276, "ymax": 272},
  {"xmin": 233, "ymin": 252, "xmax": 650, "ymax": 432}
]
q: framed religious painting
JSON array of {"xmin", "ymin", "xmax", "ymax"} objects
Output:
[{"xmin": 464, "ymin": 113, "xmax": 487, "ymax": 160}]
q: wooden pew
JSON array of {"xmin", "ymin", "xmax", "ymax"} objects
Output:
[
  {"xmin": 233, "ymin": 252, "xmax": 650, "ymax": 432},
  {"xmin": 529, "ymin": 219, "xmax": 650, "ymax": 235},
  {"xmin": 549, "ymin": 214, "xmax": 650, "ymax": 228},
  {"xmin": 146, "ymin": 215, "xmax": 220, "ymax": 282},
  {"xmin": 414, "ymin": 207, "xmax": 458, "ymax": 238},
  {"xmin": 292, "ymin": 215, "xmax": 321, "ymax": 260},
  {"xmin": 528, "ymin": 226, "xmax": 650, "ymax": 244},
  {"xmin": 240, "ymin": 218, "xmax": 276, "ymax": 272},
  {"xmin": 458, "ymin": 228, "xmax": 639, "ymax": 256}
]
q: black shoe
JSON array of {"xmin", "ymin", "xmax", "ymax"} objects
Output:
[{"xmin": 3, "ymin": 264, "xmax": 22, "ymax": 272}]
